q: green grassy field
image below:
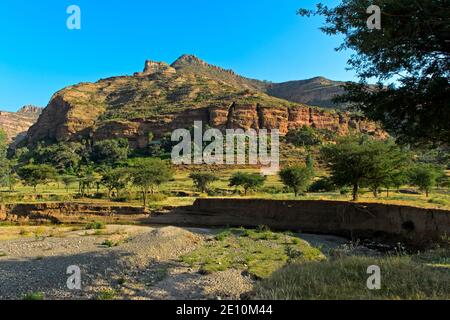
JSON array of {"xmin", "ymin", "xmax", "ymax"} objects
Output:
[{"xmin": 1, "ymin": 168, "xmax": 449, "ymax": 210}]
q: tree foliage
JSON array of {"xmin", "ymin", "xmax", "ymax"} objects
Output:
[
  {"xmin": 408, "ymin": 164, "xmax": 443, "ymax": 197},
  {"xmin": 17, "ymin": 164, "xmax": 57, "ymax": 192},
  {"xmin": 286, "ymin": 126, "xmax": 322, "ymax": 147},
  {"xmin": 299, "ymin": 1, "xmax": 450, "ymax": 145},
  {"xmin": 229, "ymin": 172, "xmax": 266, "ymax": 195},
  {"xmin": 129, "ymin": 158, "xmax": 173, "ymax": 207},
  {"xmin": 92, "ymin": 139, "xmax": 129, "ymax": 165},
  {"xmin": 279, "ymin": 166, "xmax": 314, "ymax": 196},
  {"xmin": 321, "ymin": 136, "xmax": 411, "ymax": 200},
  {"xmin": 189, "ymin": 172, "xmax": 218, "ymax": 193},
  {"xmin": 100, "ymin": 167, "xmax": 130, "ymax": 199}
]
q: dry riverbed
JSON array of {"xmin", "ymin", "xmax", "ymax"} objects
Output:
[{"xmin": 0, "ymin": 224, "xmax": 347, "ymax": 300}]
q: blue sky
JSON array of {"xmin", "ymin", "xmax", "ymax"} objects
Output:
[{"xmin": 0, "ymin": 0, "xmax": 353, "ymax": 112}]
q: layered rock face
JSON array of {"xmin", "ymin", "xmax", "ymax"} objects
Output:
[
  {"xmin": 0, "ymin": 105, "xmax": 42, "ymax": 144},
  {"xmin": 24, "ymin": 56, "xmax": 386, "ymax": 149}
]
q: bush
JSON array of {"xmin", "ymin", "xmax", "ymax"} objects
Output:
[
  {"xmin": 85, "ymin": 221, "xmax": 105, "ymax": 230},
  {"xmin": 308, "ymin": 177, "xmax": 336, "ymax": 193},
  {"xmin": 22, "ymin": 292, "xmax": 45, "ymax": 300}
]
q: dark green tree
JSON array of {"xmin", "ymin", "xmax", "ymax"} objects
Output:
[
  {"xmin": 408, "ymin": 164, "xmax": 443, "ymax": 197},
  {"xmin": 286, "ymin": 126, "xmax": 321, "ymax": 147},
  {"xmin": 17, "ymin": 164, "xmax": 57, "ymax": 192},
  {"xmin": 229, "ymin": 172, "xmax": 266, "ymax": 196},
  {"xmin": 60, "ymin": 175, "xmax": 77, "ymax": 193},
  {"xmin": 100, "ymin": 167, "xmax": 131, "ymax": 199},
  {"xmin": 189, "ymin": 172, "xmax": 218, "ymax": 193},
  {"xmin": 321, "ymin": 136, "xmax": 410, "ymax": 201},
  {"xmin": 299, "ymin": 1, "xmax": 450, "ymax": 146},
  {"xmin": 279, "ymin": 166, "xmax": 314, "ymax": 197},
  {"xmin": 129, "ymin": 158, "xmax": 173, "ymax": 207},
  {"xmin": 92, "ymin": 139, "xmax": 129, "ymax": 165}
]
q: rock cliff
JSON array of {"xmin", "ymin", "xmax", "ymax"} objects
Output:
[
  {"xmin": 24, "ymin": 56, "xmax": 386, "ymax": 149},
  {"xmin": 0, "ymin": 105, "xmax": 42, "ymax": 144}
]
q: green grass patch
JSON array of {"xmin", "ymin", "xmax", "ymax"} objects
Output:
[
  {"xmin": 85, "ymin": 221, "xmax": 106, "ymax": 230},
  {"xmin": 181, "ymin": 228, "xmax": 324, "ymax": 279},
  {"xmin": 96, "ymin": 289, "xmax": 118, "ymax": 300},
  {"xmin": 22, "ymin": 292, "xmax": 45, "ymax": 300},
  {"xmin": 253, "ymin": 250, "xmax": 450, "ymax": 300}
]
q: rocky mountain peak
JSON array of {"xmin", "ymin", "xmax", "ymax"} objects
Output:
[
  {"xmin": 134, "ymin": 60, "xmax": 176, "ymax": 77},
  {"xmin": 171, "ymin": 54, "xmax": 208, "ymax": 68},
  {"xmin": 17, "ymin": 105, "xmax": 43, "ymax": 114}
]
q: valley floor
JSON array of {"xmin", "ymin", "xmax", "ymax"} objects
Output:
[{"xmin": 0, "ymin": 224, "xmax": 448, "ymax": 300}]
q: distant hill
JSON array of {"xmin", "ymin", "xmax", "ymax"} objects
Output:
[
  {"xmin": 171, "ymin": 55, "xmax": 347, "ymax": 108},
  {"xmin": 23, "ymin": 55, "xmax": 384, "ymax": 148},
  {"xmin": 0, "ymin": 105, "xmax": 42, "ymax": 144},
  {"xmin": 266, "ymin": 77, "xmax": 348, "ymax": 109}
]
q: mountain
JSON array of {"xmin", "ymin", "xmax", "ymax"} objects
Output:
[
  {"xmin": 24, "ymin": 55, "xmax": 385, "ymax": 149},
  {"xmin": 0, "ymin": 105, "xmax": 42, "ymax": 144},
  {"xmin": 266, "ymin": 77, "xmax": 348, "ymax": 109}
]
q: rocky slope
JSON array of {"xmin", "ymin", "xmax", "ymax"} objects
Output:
[
  {"xmin": 266, "ymin": 77, "xmax": 348, "ymax": 109},
  {"xmin": 0, "ymin": 105, "xmax": 42, "ymax": 144},
  {"xmin": 24, "ymin": 56, "xmax": 385, "ymax": 149}
]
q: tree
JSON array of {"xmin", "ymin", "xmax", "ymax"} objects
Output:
[
  {"xmin": 92, "ymin": 139, "xmax": 129, "ymax": 165},
  {"xmin": 189, "ymin": 172, "xmax": 218, "ymax": 193},
  {"xmin": 0, "ymin": 129, "xmax": 10, "ymax": 189},
  {"xmin": 31, "ymin": 142, "xmax": 82, "ymax": 173},
  {"xmin": 408, "ymin": 164, "xmax": 442, "ymax": 197},
  {"xmin": 17, "ymin": 164, "xmax": 57, "ymax": 192},
  {"xmin": 100, "ymin": 167, "xmax": 130, "ymax": 199},
  {"xmin": 286, "ymin": 126, "xmax": 321, "ymax": 147},
  {"xmin": 299, "ymin": 1, "xmax": 450, "ymax": 146},
  {"xmin": 321, "ymin": 136, "xmax": 410, "ymax": 201},
  {"xmin": 279, "ymin": 166, "xmax": 314, "ymax": 197},
  {"xmin": 229, "ymin": 172, "xmax": 266, "ymax": 196},
  {"xmin": 129, "ymin": 158, "xmax": 173, "ymax": 207},
  {"xmin": 60, "ymin": 175, "xmax": 77, "ymax": 193}
]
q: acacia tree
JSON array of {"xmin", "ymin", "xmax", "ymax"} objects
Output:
[
  {"xmin": 17, "ymin": 164, "xmax": 57, "ymax": 192},
  {"xmin": 321, "ymin": 136, "xmax": 410, "ymax": 201},
  {"xmin": 130, "ymin": 158, "xmax": 173, "ymax": 207},
  {"xmin": 299, "ymin": 1, "xmax": 450, "ymax": 146},
  {"xmin": 229, "ymin": 172, "xmax": 266, "ymax": 196},
  {"xmin": 189, "ymin": 172, "xmax": 218, "ymax": 193},
  {"xmin": 100, "ymin": 167, "xmax": 130, "ymax": 199},
  {"xmin": 408, "ymin": 164, "xmax": 443, "ymax": 197},
  {"xmin": 60, "ymin": 175, "xmax": 78, "ymax": 193},
  {"xmin": 279, "ymin": 166, "xmax": 314, "ymax": 197}
]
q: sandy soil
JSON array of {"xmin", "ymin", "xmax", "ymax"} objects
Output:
[{"xmin": 0, "ymin": 225, "xmax": 347, "ymax": 300}]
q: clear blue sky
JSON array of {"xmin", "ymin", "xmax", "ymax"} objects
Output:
[{"xmin": 0, "ymin": 0, "xmax": 353, "ymax": 112}]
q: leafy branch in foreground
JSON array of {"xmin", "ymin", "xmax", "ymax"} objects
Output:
[{"xmin": 299, "ymin": 1, "xmax": 449, "ymax": 146}]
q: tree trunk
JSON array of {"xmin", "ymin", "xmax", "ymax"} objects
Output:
[
  {"xmin": 142, "ymin": 190, "xmax": 147, "ymax": 208},
  {"xmin": 426, "ymin": 190, "xmax": 429, "ymax": 197},
  {"xmin": 352, "ymin": 183, "xmax": 359, "ymax": 201},
  {"xmin": 386, "ymin": 188, "xmax": 390, "ymax": 197}
]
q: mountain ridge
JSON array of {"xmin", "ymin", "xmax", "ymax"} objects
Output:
[
  {"xmin": 22, "ymin": 55, "xmax": 385, "ymax": 149},
  {"xmin": 0, "ymin": 105, "xmax": 42, "ymax": 144}
]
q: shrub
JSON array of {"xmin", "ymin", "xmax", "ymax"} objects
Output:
[
  {"xmin": 229, "ymin": 172, "xmax": 266, "ymax": 195},
  {"xmin": 22, "ymin": 292, "xmax": 45, "ymax": 300},
  {"xmin": 308, "ymin": 177, "xmax": 336, "ymax": 193},
  {"xmin": 279, "ymin": 166, "xmax": 314, "ymax": 196},
  {"xmin": 85, "ymin": 221, "xmax": 105, "ymax": 230}
]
